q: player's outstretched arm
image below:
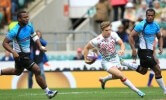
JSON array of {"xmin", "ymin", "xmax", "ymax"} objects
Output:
[
  {"xmin": 117, "ymin": 39, "xmax": 125, "ymax": 56},
  {"xmin": 84, "ymin": 42, "xmax": 95, "ymax": 64},
  {"xmin": 31, "ymin": 32, "xmax": 47, "ymax": 52},
  {"xmin": 3, "ymin": 37, "xmax": 19, "ymax": 58},
  {"xmin": 129, "ymin": 30, "xmax": 138, "ymax": 60},
  {"xmin": 156, "ymin": 32, "xmax": 163, "ymax": 54}
]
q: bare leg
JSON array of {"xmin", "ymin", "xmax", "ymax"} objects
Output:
[
  {"xmin": 30, "ymin": 64, "xmax": 58, "ymax": 98},
  {"xmin": 151, "ymin": 64, "xmax": 166, "ymax": 93},
  {"xmin": 107, "ymin": 67, "xmax": 145, "ymax": 96},
  {"xmin": 30, "ymin": 64, "xmax": 47, "ymax": 89},
  {"xmin": 1, "ymin": 67, "xmax": 24, "ymax": 75}
]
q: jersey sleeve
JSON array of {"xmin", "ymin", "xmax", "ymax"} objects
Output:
[
  {"xmin": 156, "ymin": 23, "xmax": 160, "ymax": 34},
  {"xmin": 112, "ymin": 32, "xmax": 120, "ymax": 42},
  {"xmin": 134, "ymin": 22, "xmax": 143, "ymax": 33},
  {"xmin": 6, "ymin": 28, "xmax": 17, "ymax": 41},
  {"xmin": 90, "ymin": 37, "xmax": 99, "ymax": 48}
]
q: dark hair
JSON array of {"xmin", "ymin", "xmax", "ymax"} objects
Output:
[
  {"xmin": 146, "ymin": 8, "xmax": 155, "ymax": 15},
  {"xmin": 17, "ymin": 10, "xmax": 27, "ymax": 19}
]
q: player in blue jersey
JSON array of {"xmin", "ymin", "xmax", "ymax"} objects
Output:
[
  {"xmin": 121, "ymin": 8, "xmax": 166, "ymax": 94},
  {"xmin": 0, "ymin": 11, "xmax": 58, "ymax": 99}
]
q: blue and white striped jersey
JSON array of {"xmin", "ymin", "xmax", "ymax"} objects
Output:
[
  {"xmin": 6, "ymin": 22, "xmax": 35, "ymax": 53},
  {"xmin": 134, "ymin": 19, "xmax": 160, "ymax": 50}
]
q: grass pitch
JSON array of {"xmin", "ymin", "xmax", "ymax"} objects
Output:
[{"xmin": 0, "ymin": 87, "xmax": 165, "ymax": 100}]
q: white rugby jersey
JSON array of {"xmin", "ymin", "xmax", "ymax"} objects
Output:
[{"xmin": 90, "ymin": 31, "xmax": 120, "ymax": 61}]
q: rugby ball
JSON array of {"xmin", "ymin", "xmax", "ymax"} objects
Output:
[{"xmin": 87, "ymin": 52, "xmax": 98, "ymax": 61}]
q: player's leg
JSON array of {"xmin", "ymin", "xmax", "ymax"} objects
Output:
[
  {"xmin": 99, "ymin": 61, "xmax": 119, "ymax": 89},
  {"xmin": 0, "ymin": 67, "xmax": 24, "ymax": 75},
  {"xmin": 30, "ymin": 63, "xmax": 58, "ymax": 99},
  {"xmin": 120, "ymin": 59, "xmax": 148, "ymax": 74},
  {"xmin": 99, "ymin": 65, "xmax": 123, "ymax": 89},
  {"xmin": 38, "ymin": 62, "xmax": 46, "ymax": 80},
  {"xmin": 0, "ymin": 58, "xmax": 26, "ymax": 75},
  {"xmin": 107, "ymin": 67, "xmax": 145, "ymax": 97},
  {"xmin": 30, "ymin": 64, "xmax": 47, "ymax": 89},
  {"xmin": 120, "ymin": 58, "xmax": 139, "ymax": 70},
  {"xmin": 147, "ymin": 70, "xmax": 154, "ymax": 87},
  {"xmin": 99, "ymin": 74, "xmax": 115, "ymax": 89},
  {"xmin": 28, "ymin": 71, "xmax": 33, "ymax": 88},
  {"xmin": 151, "ymin": 64, "xmax": 166, "ymax": 94}
]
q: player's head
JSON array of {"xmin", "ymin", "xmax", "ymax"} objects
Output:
[
  {"xmin": 100, "ymin": 21, "xmax": 111, "ymax": 38},
  {"xmin": 146, "ymin": 8, "xmax": 155, "ymax": 23},
  {"xmin": 17, "ymin": 10, "xmax": 29, "ymax": 26}
]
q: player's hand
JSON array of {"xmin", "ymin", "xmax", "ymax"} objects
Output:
[
  {"xmin": 12, "ymin": 51, "xmax": 19, "ymax": 59},
  {"xmin": 118, "ymin": 49, "xmax": 124, "ymax": 56},
  {"xmin": 158, "ymin": 47, "xmax": 163, "ymax": 55},
  {"xmin": 40, "ymin": 46, "xmax": 47, "ymax": 52},
  {"xmin": 84, "ymin": 58, "xmax": 95, "ymax": 65},
  {"xmin": 132, "ymin": 49, "xmax": 137, "ymax": 60}
]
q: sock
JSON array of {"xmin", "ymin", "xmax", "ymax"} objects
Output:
[
  {"xmin": 0, "ymin": 69, "xmax": 1, "ymax": 75},
  {"xmin": 122, "ymin": 79, "xmax": 139, "ymax": 93},
  {"xmin": 156, "ymin": 78, "xmax": 166, "ymax": 92},
  {"xmin": 147, "ymin": 72, "xmax": 154, "ymax": 86},
  {"xmin": 44, "ymin": 87, "xmax": 50, "ymax": 93},
  {"xmin": 102, "ymin": 74, "xmax": 113, "ymax": 82},
  {"xmin": 121, "ymin": 61, "xmax": 139, "ymax": 70}
]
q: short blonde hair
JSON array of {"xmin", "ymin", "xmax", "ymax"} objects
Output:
[{"xmin": 100, "ymin": 21, "xmax": 110, "ymax": 31}]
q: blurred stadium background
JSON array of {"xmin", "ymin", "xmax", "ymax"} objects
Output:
[{"xmin": 0, "ymin": 0, "xmax": 166, "ymax": 99}]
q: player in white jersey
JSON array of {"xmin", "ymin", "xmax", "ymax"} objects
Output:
[{"xmin": 84, "ymin": 21, "xmax": 145, "ymax": 97}]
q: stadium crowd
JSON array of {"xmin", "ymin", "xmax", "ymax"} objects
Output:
[
  {"xmin": 0, "ymin": 0, "xmax": 34, "ymax": 28},
  {"xmin": 94, "ymin": 0, "xmax": 166, "ymax": 47}
]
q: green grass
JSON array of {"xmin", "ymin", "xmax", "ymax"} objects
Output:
[{"xmin": 0, "ymin": 87, "xmax": 166, "ymax": 100}]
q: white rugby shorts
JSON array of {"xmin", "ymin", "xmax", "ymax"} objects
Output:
[{"xmin": 101, "ymin": 55, "xmax": 122, "ymax": 71}]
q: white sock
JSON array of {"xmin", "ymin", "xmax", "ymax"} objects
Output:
[
  {"xmin": 121, "ymin": 61, "xmax": 138, "ymax": 70},
  {"xmin": 102, "ymin": 74, "xmax": 113, "ymax": 82},
  {"xmin": 150, "ymin": 70, "xmax": 154, "ymax": 74},
  {"xmin": 122, "ymin": 79, "xmax": 139, "ymax": 93},
  {"xmin": 0, "ymin": 69, "xmax": 1, "ymax": 75},
  {"xmin": 156, "ymin": 78, "xmax": 166, "ymax": 92},
  {"xmin": 44, "ymin": 87, "xmax": 50, "ymax": 93}
]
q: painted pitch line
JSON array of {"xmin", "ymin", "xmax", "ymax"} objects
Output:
[{"xmin": 0, "ymin": 91, "xmax": 157, "ymax": 96}]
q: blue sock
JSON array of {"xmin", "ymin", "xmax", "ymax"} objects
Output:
[{"xmin": 147, "ymin": 73, "xmax": 154, "ymax": 86}]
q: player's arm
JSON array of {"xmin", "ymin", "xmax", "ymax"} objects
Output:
[
  {"xmin": 129, "ymin": 30, "xmax": 138, "ymax": 51},
  {"xmin": 117, "ymin": 39, "xmax": 125, "ymax": 56},
  {"xmin": 92, "ymin": 48, "xmax": 99, "ymax": 56},
  {"xmin": 3, "ymin": 37, "xmax": 19, "ymax": 58},
  {"xmin": 153, "ymin": 39, "xmax": 159, "ymax": 64},
  {"xmin": 31, "ymin": 32, "xmax": 47, "ymax": 52},
  {"xmin": 156, "ymin": 32, "xmax": 163, "ymax": 54},
  {"xmin": 128, "ymin": 30, "xmax": 139, "ymax": 59},
  {"xmin": 84, "ymin": 42, "xmax": 94, "ymax": 64}
]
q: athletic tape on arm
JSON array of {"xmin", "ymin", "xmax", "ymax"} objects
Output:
[{"xmin": 31, "ymin": 32, "xmax": 39, "ymax": 41}]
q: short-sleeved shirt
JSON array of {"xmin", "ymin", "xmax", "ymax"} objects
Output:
[
  {"xmin": 6, "ymin": 22, "xmax": 35, "ymax": 53},
  {"xmin": 134, "ymin": 19, "xmax": 160, "ymax": 50},
  {"xmin": 90, "ymin": 31, "xmax": 120, "ymax": 61}
]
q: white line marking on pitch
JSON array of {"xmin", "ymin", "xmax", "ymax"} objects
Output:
[{"xmin": 0, "ymin": 91, "xmax": 157, "ymax": 96}]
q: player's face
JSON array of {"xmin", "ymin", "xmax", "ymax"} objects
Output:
[
  {"xmin": 146, "ymin": 11, "xmax": 155, "ymax": 23},
  {"xmin": 18, "ymin": 13, "xmax": 29, "ymax": 26},
  {"xmin": 102, "ymin": 26, "xmax": 111, "ymax": 38}
]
